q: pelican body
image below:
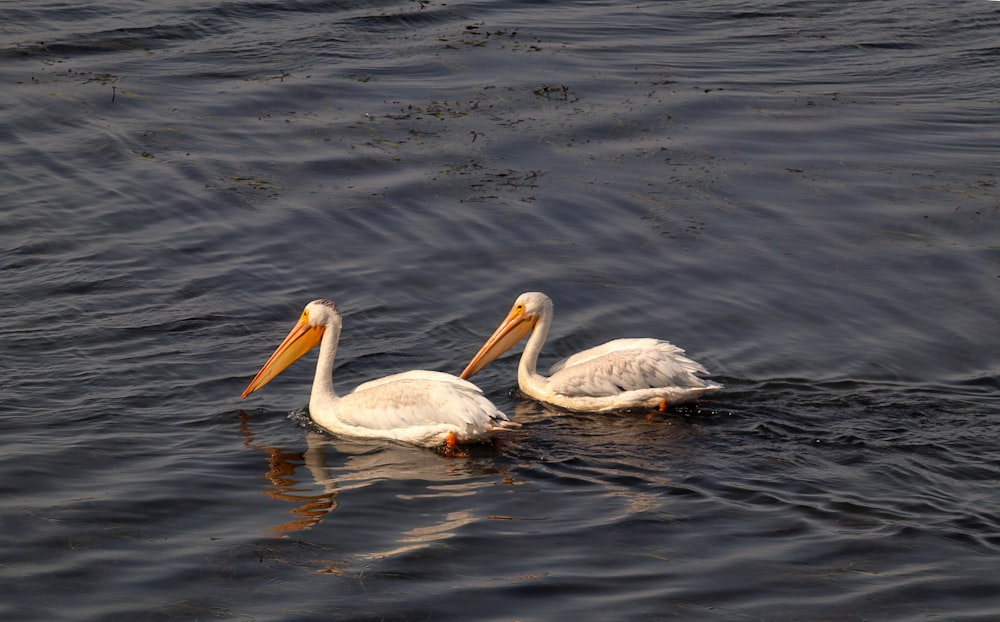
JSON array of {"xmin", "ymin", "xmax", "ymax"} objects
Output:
[
  {"xmin": 461, "ymin": 292, "xmax": 721, "ymax": 412},
  {"xmin": 242, "ymin": 299, "xmax": 517, "ymax": 448}
]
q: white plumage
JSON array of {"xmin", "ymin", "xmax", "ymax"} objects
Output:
[
  {"xmin": 242, "ymin": 299, "xmax": 516, "ymax": 448},
  {"xmin": 461, "ymin": 292, "xmax": 721, "ymax": 412}
]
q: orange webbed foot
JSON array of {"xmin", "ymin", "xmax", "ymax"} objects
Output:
[
  {"xmin": 438, "ymin": 432, "xmax": 468, "ymax": 458},
  {"xmin": 658, "ymin": 399, "xmax": 669, "ymax": 412}
]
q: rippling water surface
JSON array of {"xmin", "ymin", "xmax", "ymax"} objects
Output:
[{"xmin": 3, "ymin": 0, "xmax": 999, "ymax": 620}]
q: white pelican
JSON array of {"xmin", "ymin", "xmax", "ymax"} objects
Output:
[
  {"xmin": 461, "ymin": 292, "xmax": 721, "ymax": 412},
  {"xmin": 242, "ymin": 299, "xmax": 517, "ymax": 450}
]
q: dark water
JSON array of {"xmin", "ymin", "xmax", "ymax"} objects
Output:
[{"xmin": 3, "ymin": 0, "xmax": 999, "ymax": 619}]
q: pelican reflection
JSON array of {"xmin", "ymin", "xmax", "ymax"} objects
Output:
[
  {"xmin": 239, "ymin": 413, "xmax": 340, "ymax": 534},
  {"xmin": 237, "ymin": 413, "xmax": 517, "ymax": 545}
]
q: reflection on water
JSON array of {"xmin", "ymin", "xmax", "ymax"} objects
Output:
[
  {"xmin": 239, "ymin": 413, "xmax": 339, "ymax": 534},
  {"xmin": 508, "ymin": 394, "xmax": 709, "ymax": 461},
  {"xmin": 235, "ymin": 400, "xmax": 708, "ymax": 566},
  {"xmin": 238, "ymin": 412, "xmax": 518, "ymax": 560}
]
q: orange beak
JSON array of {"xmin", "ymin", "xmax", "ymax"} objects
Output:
[
  {"xmin": 460, "ymin": 305, "xmax": 536, "ymax": 379},
  {"xmin": 242, "ymin": 314, "xmax": 325, "ymax": 398}
]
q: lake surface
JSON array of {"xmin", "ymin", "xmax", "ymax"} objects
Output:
[{"xmin": 2, "ymin": 0, "xmax": 999, "ymax": 619}]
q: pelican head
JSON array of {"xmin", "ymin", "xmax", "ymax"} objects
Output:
[
  {"xmin": 460, "ymin": 291, "xmax": 551, "ymax": 379},
  {"xmin": 242, "ymin": 299, "xmax": 340, "ymax": 398}
]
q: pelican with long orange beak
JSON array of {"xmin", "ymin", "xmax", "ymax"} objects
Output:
[
  {"xmin": 242, "ymin": 299, "xmax": 517, "ymax": 449},
  {"xmin": 461, "ymin": 292, "xmax": 721, "ymax": 412}
]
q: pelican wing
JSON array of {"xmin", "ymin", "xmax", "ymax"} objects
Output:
[
  {"xmin": 353, "ymin": 369, "xmax": 484, "ymax": 394},
  {"xmin": 337, "ymin": 371, "xmax": 513, "ymax": 433},
  {"xmin": 547, "ymin": 338, "xmax": 714, "ymax": 398}
]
